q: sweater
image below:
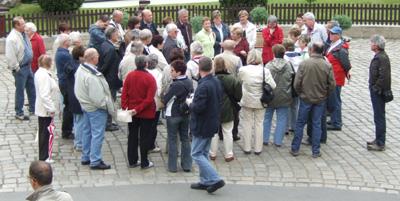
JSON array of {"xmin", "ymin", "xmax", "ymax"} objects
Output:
[{"xmin": 194, "ymin": 28, "xmax": 216, "ymax": 59}]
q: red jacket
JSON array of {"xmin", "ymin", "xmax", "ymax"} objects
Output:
[
  {"xmin": 121, "ymin": 69, "xmax": 157, "ymax": 119},
  {"xmin": 262, "ymin": 25, "xmax": 283, "ymax": 64},
  {"xmin": 30, "ymin": 32, "xmax": 46, "ymax": 73},
  {"xmin": 232, "ymin": 37, "xmax": 249, "ymax": 65},
  {"xmin": 326, "ymin": 42, "xmax": 350, "ymax": 86}
]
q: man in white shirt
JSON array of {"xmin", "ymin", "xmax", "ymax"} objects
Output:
[
  {"xmin": 109, "ymin": 10, "xmax": 125, "ymax": 43},
  {"xmin": 234, "ymin": 10, "xmax": 257, "ymax": 50},
  {"xmin": 302, "ymin": 12, "xmax": 328, "ymax": 44}
]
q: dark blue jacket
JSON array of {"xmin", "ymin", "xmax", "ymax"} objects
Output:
[
  {"xmin": 88, "ymin": 24, "xmax": 106, "ymax": 52},
  {"xmin": 140, "ymin": 20, "xmax": 159, "ymax": 35},
  {"xmin": 212, "ymin": 23, "xmax": 230, "ymax": 56},
  {"xmin": 98, "ymin": 40, "xmax": 123, "ymax": 90},
  {"xmin": 55, "ymin": 47, "xmax": 73, "ymax": 87},
  {"xmin": 65, "ymin": 59, "xmax": 83, "ymax": 114},
  {"xmin": 163, "ymin": 76, "xmax": 193, "ymax": 117},
  {"xmin": 189, "ymin": 74, "xmax": 223, "ymax": 138}
]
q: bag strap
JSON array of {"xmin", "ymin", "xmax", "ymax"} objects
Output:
[{"xmin": 218, "ymin": 76, "xmax": 238, "ymax": 104}]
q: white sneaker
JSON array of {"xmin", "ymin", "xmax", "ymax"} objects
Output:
[
  {"xmin": 141, "ymin": 161, "xmax": 154, "ymax": 169},
  {"xmin": 149, "ymin": 147, "xmax": 161, "ymax": 153},
  {"xmin": 45, "ymin": 158, "xmax": 54, "ymax": 164}
]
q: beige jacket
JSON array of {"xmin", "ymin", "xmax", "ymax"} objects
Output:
[
  {"xmin": 5, "ymin": 29, "xmax": 27, "ymax": 71},
  {"xmin": 238, "ymin": 64, "xmax": 276, "ymax": 109},
  {"xmin": 26, "ymin": 185, "xmax": 73, "ymax": 201},
  {"xmin": 214, "ymin": 51, "xmax": 242, "ymax": 76}
]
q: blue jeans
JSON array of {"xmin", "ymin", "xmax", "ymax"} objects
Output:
[
  {"xmin": 263, "ymin": 107, "xmax": 289, "ymax": 145},
  {"xmin": 12, "ymin": 66, "xmax": 36, "ymax": 116},
  {"xmin": 81, "ymin": 109, "xmax": 107, "ymax": 166},
  {"xmin": 191, "ymin": 136, "xmax": 221, "ymax": 185},
  {"xmin": 327, "ymin": 86, "xmax": 342, "ymax": 128},
  {"xmin": 291, "ymin": 99, "xmax": 326, "ymax": 155},
  {"xmin": 288, "ymin": 97, "xmax": 299, "ymax": 131},
  {"xmin": 167, "ymin": 116, "xmax": 192, "ymax": 172},
  {"xmin": 370, "ymin": 88, "xmax": 386, "ymax": 146},
  {"xmin": 73, "ymin": 113, "xmax": 85, "ymax": 149}
]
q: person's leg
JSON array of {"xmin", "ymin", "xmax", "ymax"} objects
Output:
[
  {"xmin": 328, "ymin": 86, "xmax": 342, "ymax": 129},
  {"xmin": 291, "ymin": 99, "xmax": 312, "ymax": 152},
  {"xmin": 320, "ymin": 107, "xmax": 327, "ymax": 143},
  {"xmin": 191, "ymin": 136, "xmax": 221, "ymax": 186},
  {"xmin": 254, "ymin": 108, "xmax": 265, "ymax": 153},
  {"xmin": 73, "ymin": 113, "xmax": 84, "ymax": 150},
  {"xmin": 60, "ymin": 87, "xmax": 74, "ymax": 138},
  {"xmin": 209, "ymin": 134, "xmax": 219, "ymax": 158},
  {"xmin": 179, "ymin": 116, "xmax": 192, "ymax": 171},
  {"xmin": 38, "ymin": 117, "xmax": 51, "ymax": 160},
  {"xmin": 221, "ymin": 121, "xmax": 234, "ymax": 159},
  {"xmin": 274, "ymin": 107, "xmax": 289, "ymax": 146},
  {"xmin": 139, "ymin": 118, "xmax": 153, "ymax": 168},
  {"xmin": 370, "ymin": 89, "xmax": 386, "ymax": 147},
  {"xmin": 311, "ymin": 101, "xmax": 326, "ymax": 155},
  {"xmin": 289, "ymin": 97, "xmax": 299, "ymax": 131},
  {"xmin": 80, "ymin": 111, "xmax": 91, "ymax": 163},
  {"xmin": 167, "ymin": 116, "xmax": 179, "ymax": 171},
  {"xmin": 13, "ymin": 68, "xmax": 27, "ymax": 117},
  {"xmin": 149, "ymin": 111, "xmax": 161, "ymax": 150},
  {"xmin": 86, "ymin": 109, "xmax": 107, "ymax": 166},
  {"xmin": 232, "ymin": 108, "xmax": 240, "ymax": 141},
  {"xmin": 127, "ymin": 117, "xmax": 140, "ymax": 166},
  {"xmin": 25, "ymin": 67, "xmax": 36, "ymax": 114},
  {"xmin": 263, "ymin": 107, "xmax": 274, "ymax": 144},
  {"xmin": 240, "ymin": 107, "xmax": 252, "ymax": 152}
]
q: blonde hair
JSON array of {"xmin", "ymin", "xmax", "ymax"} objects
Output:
[
  {"xmin": 213, "ymin": 56, "xmax": 226, "ymax": 73},
  {"xmin": 246, "ymin": 49, "xmax": 262, "ymax": 65},
  {"xmin": 238, "ymin": 10, "xmax": 249, "ymax": 17},
  {"xmin": 38, "ymin": 54, "xmax": 52, "ymax": 68},
  {"xmin": 230, "ymin": 25, "xmax": 244, "ymax": 36}
]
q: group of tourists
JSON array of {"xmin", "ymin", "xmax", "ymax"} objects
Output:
[{"xmin": 5, "ymin": 6, "xmax": 392, "ymax": 195}]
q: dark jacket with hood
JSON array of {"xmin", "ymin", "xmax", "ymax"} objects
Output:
[{"xmin": 265, "ymin": 58, "xmax": 294, "ymax": 108}]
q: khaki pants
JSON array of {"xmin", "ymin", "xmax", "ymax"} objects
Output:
[
  {"xmin": 210, "ymin": 121, "xmax": 234, "ymax": 158},
  {"xmin": 240, "ymin": 107, "xmax": 265, "ymax": 153}
]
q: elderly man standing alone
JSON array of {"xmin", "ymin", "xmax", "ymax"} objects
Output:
[
  {"xmin": 75, "ymin": 48, "xmax": 115, "ymax": 170},
  {"xmin": 6, "ymin": 16, "xmax": 36, "ymax": 120},
  {"xmin": 367, "ymin": 35, "xmax": 392, "ymax": 151},
  {"xmin": 290, "ymin": 42, "xmax": 335, "ymax": 158},
  {"xmin": 189, "ymin": 57, "xmax": 225, "ymax": 193}
]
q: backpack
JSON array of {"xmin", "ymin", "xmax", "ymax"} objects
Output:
[{"xmin": 176, "ymin": 81, "xmax": 193, "ymax": 115}]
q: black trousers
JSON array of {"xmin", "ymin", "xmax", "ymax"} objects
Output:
[
  {"xmin": 127, "ymin": 117, "xmax": 153, "ymax": 167},
  {"xmin": 148, "ymin": 111, "xmax": 161, "ymax": 150},
  {"xmin": 38, "ymin": 117, "xmax": 52, "ymax": 161},
  {"xmin": 60, "ymin": 87, "xmax": 73, "ymax": 136}
]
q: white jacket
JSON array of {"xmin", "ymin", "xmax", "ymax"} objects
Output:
[
  {"xmin": 149, "ymin": 45, "xmax": 168, "ymax": 71},
  {"xmin": 148, "ymin": 68, "xmax": 164, "ymax": 111},
  {"xmin": 234, "ymin": 21, "xmax": 257, "ymax": 50},
  {"xmin": 238, "ymin": 64, "xmax": 276, "ymax": 109},
  {"xmin": 5, "ymin": 29, "xmax": 26, "ymax": 71},
  {"xmin": 34, "ymin": 67, "xmax": 60, "ymax": 117}
]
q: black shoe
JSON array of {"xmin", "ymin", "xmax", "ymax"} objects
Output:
[
  {"xmin": 367, "ymin": 144, "xmax": 385, "ymax": 151},
  {"xmin": 81, "ymin": 161, "xmax": 90, "ymax": 165},
  {"xmin": 254, "ymin": 152, "xmax": 261, "ymax": 155},
  {"xmin": 106, "ymin": 124, "xmax": 119, "ymax": 132},
  {"xmin": 90, "ymin": 161, "xmax": 111, "ymax": 170},
  {"xmin": 243, "ymin": 151, "xmax": 251, "ymax": 155},
  {"xmin": 207, "ymin": 180, "xmax": 225, "ymax": 193},
  {"xmin": 15, "ymin": 115, "xmax": 29, "ymax": 120},
  {"xmin": 327, "ymin": 125, "xmax": 342, "ymax": 131},
  {"xmin": 190, "ymin": 182, "xmax": 209, "ymax": 190},
  {"xmin": 327, "ymin": 121, "xmax": 332, "ymax": 125},
  {"xmin": 62, "ymin": 133, "xmax": 74, "ymax": 140},
  {"xmin": 367, "ymin": 140, "xmax": 376, "ymax": 145},
  {"xmin": 312, "ymin": 153, "xmax": 322, "ymax": 158},
  {"xmin": 290, "ymin": 150, "xmax": 300, "ymax": 157},
  {"xmin": 233, "ymin": 136, "xmax": 240, "ymax": 141},
  {"xmin": 183, "ymin": 169, "xmax": 191, "ymax": 172},
  {"xmin": 129, "ymin": 161, "xmax": 141, "ymax": 168}
]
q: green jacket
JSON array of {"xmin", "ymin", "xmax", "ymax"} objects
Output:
[
  {"xmin": 216, "ymin": 72, "xmax": 242, "ymax": 123},
  {"xmin": 266, "ymin": 58, "xmax": 294, "ymax": 108}
]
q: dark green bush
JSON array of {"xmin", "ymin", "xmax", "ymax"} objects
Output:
[
  {"xmin": 21, "ymin": 0, "xmax": 34, "ymax": 3},
  {"xmin": 38, "ymin": 0, "xmax": 84, "ymax": 12},
  {"xmin": 250, "ymin": 6, "xmax": 268, "ymax": 24},
  {"xmin": 190, "ymin": 15, "xmax": 204, "ymax": 34},
  {"xmin": 219, "ymin": 0, "xmax": 266, "ymax": 7},
  {"xmin": 333, "ymin": 15, "xmax": 352, "ymax": 30}
]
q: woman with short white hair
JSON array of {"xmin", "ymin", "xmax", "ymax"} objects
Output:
[
  {"xmin": 68, "ymin": 31, "xmax": 82, "ymax": 53},
  {"xmin": 25, "ymin": 22, "xmax": 46, "ymax": 73},
  {"xmin": 186, "ymin": 41, "xmax": 203, "ymax": 89},
  {"xmin": 238, "ymin": 50, "xmax": 276, "ymax": 155}
]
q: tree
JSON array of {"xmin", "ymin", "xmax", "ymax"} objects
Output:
[
  {"xmin": 250, "ymin": 6, "xmax": 268, "ymax": 25},
  {"xmin": 333, "ymin": 15, "xmax": 352, "ymax": 30},
  {"xmin": 38, "ymin": 0, "xmax": 84, "ymax": 12}
]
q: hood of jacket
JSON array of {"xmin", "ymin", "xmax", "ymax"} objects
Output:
[{"xmin": 268, "ymin": 58, "xmax": 289, "ymax": 73}]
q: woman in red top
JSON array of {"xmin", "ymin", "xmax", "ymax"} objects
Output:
[
  {"xmin": 25, "ymin": 22, "xmax": 46, "ymax": 73},
  {"xmin": 262, "ymin": 15, "xmax": 284, "ymax": 64},
  {"xmin": 230, "ymin": 25, "xmax": 249, "ymax": 66},
  {"xmin": 121, "ymin": 55, "xmax": 157, "ymax": 169}
]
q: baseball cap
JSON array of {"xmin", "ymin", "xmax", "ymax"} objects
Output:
[{"xmin": 329, "ymin": 26, "xmax": 342, "ymax": 34}]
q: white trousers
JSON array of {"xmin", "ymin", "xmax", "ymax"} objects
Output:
[
  {"xmin": 240, "ymin": 107, "xmax": 265, "ymax": 153},
  {"xmin": 210, "ymin": 121, "xmax": 234, "ymax": 158}
]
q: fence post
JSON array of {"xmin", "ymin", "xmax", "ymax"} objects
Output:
[{"xmin": 0, "ymin": 6, "xmax": 9, "ymax": 38}]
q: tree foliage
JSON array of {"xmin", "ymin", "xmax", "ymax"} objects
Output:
[
  {"xmin": 190, "ymin": 15, "xmax": 204, "ymax": 34},
  {"xmin": 219, "ymin": 0, "xmax": 266, "ymax": 7},
  {"xmin": 250, "ymin": 6, "xmax": 268, "ymax": 24},
  {"xmin": 333, "ymin": 15, "xmax": 352, "ymax": 30},
  {"xmin": 38, "ymin": 0, "xmax": 84, "ymax": 12}
]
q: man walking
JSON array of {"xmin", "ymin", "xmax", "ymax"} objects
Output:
[
  {"xmin": 367, "ymin": 34, "xmax": 391, "ymax": 151},
  {"xmin": 189, "ymin": 57, "xmax": 225, "ymax": 193},
  {"xmin": 75, "ymin": 48, "xmax": 115, "ymax": 170},
  {"xmin": 290, "ymin": 42, "xmax": 335, "ymax": 158},
  {"xmin": 6, "ymin": 16, "xmax": 36, "ymax": 120}
]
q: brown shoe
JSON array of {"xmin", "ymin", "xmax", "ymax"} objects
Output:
[
  {"xmin": 224, "ymin": 156, "xmax": 234, "ymax": 162},
  {"xmin": 210, "ymin": 155, "xmax": 216, "ymax": 160}
]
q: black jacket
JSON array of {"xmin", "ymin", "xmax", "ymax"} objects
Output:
[
  {"xmin": 162, "ymin": 36, "xmax": 179, "ymax": 64},
  {"xmin": 140, "ymin": 20, "xmax": 159, "ymax": 35},
  {"xmin": 163, "ymin": 76, "xmax": 193, "ymax": 117},
  {"xmin": 369, "ymin": 50, "xmax": 391, "ymax": 93},
  {"xmin": 65, "ymin": 59, "xmax": 83, "ymax": 114},
  {"xmin": 212, "ymin": 23, "xmax": 230, "ymax": 56},
  {"xmin": 176, "ymin": 21, "xmax": 193, "ymax": 50},
  {"xmin": 190, "ymin": 74, "xmax": 223, "ymax": 138},
  {"xmin": 98, "ymin": 40, "xmax": 123, "ymax": 90}
]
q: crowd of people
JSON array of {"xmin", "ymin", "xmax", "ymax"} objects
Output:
[{"xmin": 5, "ymin": 7, "xmax": 392, "ymax": 194}]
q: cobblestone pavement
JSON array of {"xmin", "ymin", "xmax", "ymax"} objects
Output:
[{"xmin": 0, "ymin": 39, "xmax": 399, "ymax": 194}]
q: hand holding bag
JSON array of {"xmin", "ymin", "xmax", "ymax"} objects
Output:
[
  {"xmin": 116, "ymin": 108, "xmax": 132, "ymax": 123},
  {"xmin": 260, "ymin": 67, "xmax": 274, "ymax": 107}
]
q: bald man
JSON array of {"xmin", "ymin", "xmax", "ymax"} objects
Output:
[{"xmin": 139, "ymin": 9, "xmax": 159, "ymax": 35}]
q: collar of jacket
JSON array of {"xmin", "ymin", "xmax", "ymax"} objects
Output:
[
  {"xmin": 374, "ymin": 50, "xmax": 385, "ymax": 59},
  {"xmin": 198, "ymin": 73, "xmax": 213, "ymax": 83},
  {"xmin": 26, "ymin": 185, "xmax": 53, "ymax": 201},
  {"xmin": 330, "ymin": 41, "xmax": 344, "ymax": 52},
  {"xmin": 215, "ymin": 71, "xmax": 229, "ymax": 75},
  {"xmin": 82, "ymin": 63, "xmax": 102, "ymax": 76},
  {"xmin": 310, "ymin": 54, "xmax": 325, "ymax": 59}
]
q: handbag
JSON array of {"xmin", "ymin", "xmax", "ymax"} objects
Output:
[
  {"xmin": 260, "ymin": 67, "xmax": 274, "ymax": 107},
  {"xmin": 288, "ymin": 62, "xmax": 298, "ymax": 97},
  {"xmin": 116, "ymin": 108, "xmax": 132, "ymax": 123},
  {"xmin": 381, "ymin": 89, "xmax": 393, "ymax": 103}
]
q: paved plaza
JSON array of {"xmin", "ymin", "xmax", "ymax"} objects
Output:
[{"xmin": 0, "ymin": 39, "xmax": 399, "ymax": 199}]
